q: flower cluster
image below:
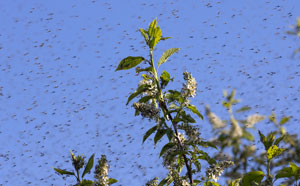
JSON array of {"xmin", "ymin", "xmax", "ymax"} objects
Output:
[
  {"xmin": 162, "ymin": 133, "xmax": 186, "ymax": 169},
  {"xmin": 94, "ymin": 155, "xmax": 109, "ymax": 186},
  {"xmin": 145, "ymin": 177, "xmax": 158, "ymax": 186},
  {"xmin": 245, "ymin": 114, "xmax": 265, "ymax": 128},
  {"xmin": 138, "ymin": 78, "xmax": 158, "ymax": 97},
  {"xmin": 181, "ymin": 72, "xmax": 197, "ymax": 102},
  {"xmin": 133, "ymin": 102, "xmax": 160, "ymax": 121},
  {"xmin": 168, "ymin": 169, "xmax": 190, "ymax": 186},
  {"xmin": 205, "ymin": 105, "xmax": 226, "ymax": 129},
  {"xmin": 206, "ymin": 160, "xmax": 234, "ymax": 182},
  {"xmin": 178, "ymin": 123, "xmax": 201, "ymax": 144}
]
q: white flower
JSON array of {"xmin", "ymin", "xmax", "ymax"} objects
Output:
[
  {"xmin": 245, "ymin": 114, "xmax": 265, "ymax": 128},
  {"xmin": 181, "ymin": 72, "xmax": 197, "ymax": 98},
  {"xmin": 205, "ymin": 105, "xmax": 226, "ymax": 129},
  {"xmin": 133, "ymin": 102, "xmax": 160, "ymax": 121},
  {"xmin": 206, "ymin": 160, "xmax": 234, "ymax": 182},
  {"xmin": 138, "ymin": 79, "xmax": 158, "ymax": 97}
]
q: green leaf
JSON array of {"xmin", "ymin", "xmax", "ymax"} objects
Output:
[
  {"xmin": 166, "ymin": 129, "xmax": 174, "ymax": 141},
  {"xmin": 275, "ymin": 167, "xmax": 293, "ymax": 179},
  {"xmin": 160, "ymin": 37, "xmax": 172, "ymax": 40},
  {"xmin": 290, "ymin": 162, "xmax": 300, "ymax": 180},
  {"xmin": 258, "ymin": 131, "xmax": 268, "ymax": 150},
  {"xmin": 143, "ymin": 125, "xmax": 158, "ymax": 143},
  {"xmin": 228, "ymin": 178, "xmax": 242, "ymax": 186},
  {"xmin": 148, "ymin": 18, "xmax": 157, "ymax": 38},
  {"xmin": 138, "ymin": 96, "xmax": 153, "ymax": 103},
  {"xmin": 149, "ymin": 26, "xmax": 162, "ymax": 49},
  {"xmin": 204, "ymin": 181, "xmax": 220, "ymax": 186},
  {"xmin": 199, "ymin": 141, "xmax": 218, "ymax": 149},
  {"xmin": 196, "ymin": 149, "xmax": 216, "ymax": 165},
  {"xmin": 182, "ymin": 113, "xmax": 196, "ymax": 123},
  {"xmin": 236, "ymin": 106, "xmax": 251, "ymax": 113},
  {"xmin": 154, "ymin": 129, "xmax": 167, "ymax": 145},
  {"xmin": 279, "ymin": 117, "xmax": 290, "ymax": 125},
  {"xmin": 269, "ymin": 112, "xmax": 277, "ymax": 124},
  {"xmin": 241, "ymin": 171, "xmax": 265, "ymax": 186},
  {"xmin": 81, "ymin": 179, "xmax": 94, "ymax": 186},
  {"xmin": 165, "ymin": 90, "xmax": 184, "ymax": 104},
  {"xmin": 267, "ymin": 132, "xmax": 276, "ymax": 144},
  {"xmin": 160, "ymin": 70, "xmax": 170, "ymax": 88},
  {"xmin": 53, "ymin": 168, "xmax": 75, "ymax": 176},
  {"xmin": 274, "ymin": 135, "xmax": 285, "ymax": 146},
  {"xmin": 160, "ymin": 142, "xmax": 175, "ymax": 157},
  {"xmin": 82, "ymin": 154, "xmax": 94, "ymax": 178},
  {"xmin": 267, "ymin": 145, "xmax": 286, "ymax": 160},
  {"xmin": 157, "ymin": 48, "xmax": 180, "ymax": 68},
  {"xmin": 186, "ymin": 104, "xmax": 203, "ymax": 120},
  {"xmin": 242, "ymin": 129, "xmax": 254, "ymax": 141},
  {"xmin": 136, "ymin": 66, "xmax": 152, "ymax": 74},
  {"xmin": 139, "ymin": 28, "xmax": 149, "ymax": 43},
  {"xmin": 126, "ymin": 84, "xmax": 150, "ymax": 105},
  {"xmin": 115, "ymin": 56, "xmax": 145, "ymax": 71},
  {"xmin": 108, "ymin": 178, "xmax": 118, "ymax": 184}
]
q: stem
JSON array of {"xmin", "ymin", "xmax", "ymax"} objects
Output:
[
  {"xmin": 76, "ymin": 169, "xmax": 81, "ymax": 183},
  {"xmin": 149, "ymin": 49, "xmax": 194, "ymax": 184},
  {"xmin": 267, "ymin": 159, "xmax": 271, "ymax": 177}
]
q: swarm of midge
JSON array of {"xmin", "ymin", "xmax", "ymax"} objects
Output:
[
  {"xmin": 145, "ymin": 177, "xmax": 159, "ymax": 186},
  {"xmin": 178, "ymin": 123, "xmax": 201, "ymax": 144},
  {"xmin": 205, "ymin": 160, "xmax": 234, "ymax": 182},
  {"xmin": 181, "ymin": 72, "xmax": 197, "ymax": 105},
  {"xmin": 133, "ymin": 102, "xmax": 160, "ymax": 121},
  {"xmin": 205, "ymin": 105, "xmax": 226, "ymax": 129},
  {"xmin": 162, "ymin": 133, "xmax": 186, "ymax": 169},
  {"xmin": 94, "ymin": 155, "xmax": 109, "ymax": 186}
]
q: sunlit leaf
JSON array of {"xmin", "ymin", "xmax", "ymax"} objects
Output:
[
  {"xmin": 204, "ymin": 181, "xmax": 220, "ymax": 186},
  {"xmin": 115, "ymin": 56, "xmax": 145, "ymax": 71},
  {"xmin": 149, "ymin": 26, "xmax": 162, "ymax": 49},
  {"xmin": 108, "ymin": 178, "xmax": 118, "ymax": 184},
  {"xmin": 241, "ymin": 171, "xmax": 264, "ymax": 186},
  {"xmin": 148, "ymin": 18, "xmax": 157, "ymax": 38},
  {"xmin": 268, "ymin": 112, "xmax": 277, "ymax": 124},
  {"xmin": 82, "ymin": 154, "xmax": 94, "ymax": 178},
  {"xmin": 267, "ymin": 145, "xmax": 286, "ymax": 160},
  {"xmin": 160, "ymin": 70, "xmax": 170, "ymax": 88},
  {"xmin": 236, "ymin": 106, "xmax": 251, "ymax": 113},
  {"xmin": 139, "ymin": 28, "xmax": 149, "ymax": 44},
  {"xmin": 279, "ymin": 117, "xmax": 290, "ymax": 125},
  {"xmin": 160, "ymin": 37, "xmax": 172, "ymax": 40},
  {"xmin": 228, "ymin": 178, "xmax": 242, "ymax": 186},
  {"xmin": 157, "ymin": 48, "xmax": 180, "ymax": 68},
  {"xmin": 53, "ymin": 168, "xmax": 75, "ymax": 176},
  {"xmin": 290, "ymin": 162, "xmax": 300, "ymax": 180}
]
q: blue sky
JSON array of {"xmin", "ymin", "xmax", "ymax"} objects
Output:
[{"xmin": 0, "ymin": 0, "xmax": 300, "ymax": 185}]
